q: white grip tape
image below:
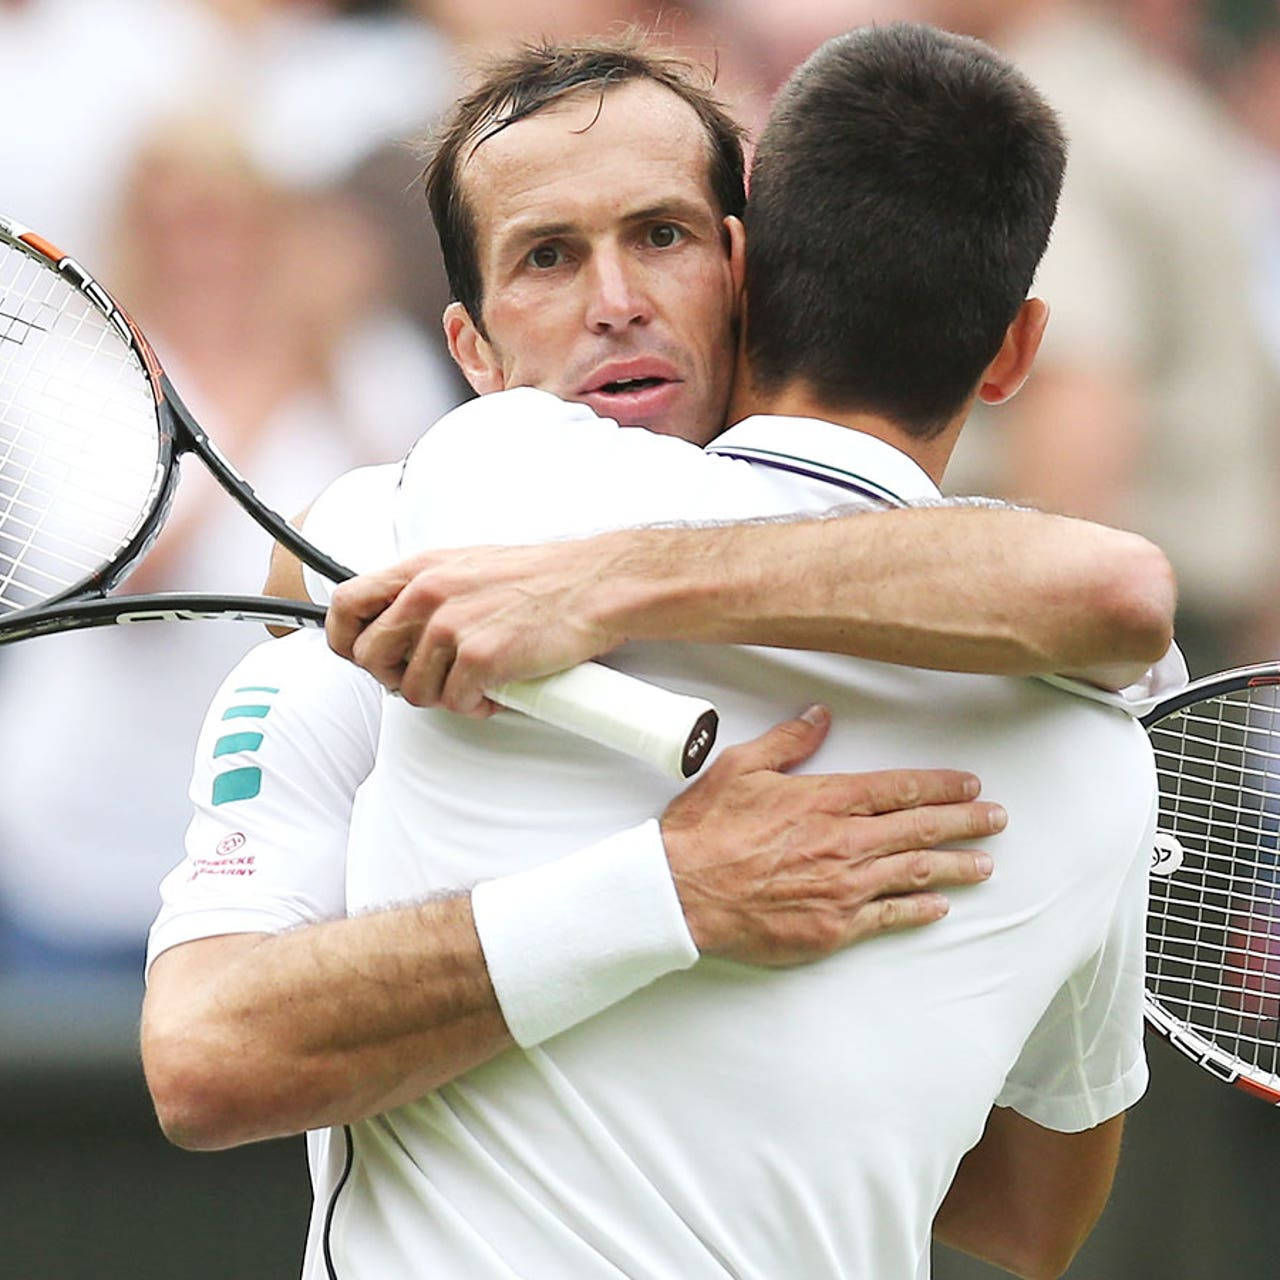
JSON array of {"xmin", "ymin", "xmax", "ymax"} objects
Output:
[
  {"xmin": 471, "ymin": 818, "xmax": 699, "ymax": 1047},
  {"xmin": 489, "ymin": 661, "xmax": 717, "ymax": 779}
]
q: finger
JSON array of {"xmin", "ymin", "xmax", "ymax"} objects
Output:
[
  {"xmin": 845, "ymin": 891, "xmax": 952, "ymax": 943},
  {"xmin": 349, "ymin": 616, "xmax": 417, "ymax": 693},
  {"xmin": 716, "ymin": 705, "xmax": 832, "ymax": 776},
  {"xmin": 396, "ymin": 634, "xmax": 456, "ymax": 708},
  {"xmin": 441, "ymin": 652, "xmax": 495, "ymax": 718},
  {"xmin": 348, "ymin": 582, "xmax": 442, "ymax": 691},
  {"xmin": 863, "ymin": 848, "xmax": 994, "ymax": 899},
  {"xmin": 844, "ymin": 799, "xmax": 1008, "ymax": 857},
  {"xmin": 326, "ymin": 572, "xmax": 406, "ymax": 660},
  {"xmin": 825, "ymin": 768, "xmax": 983, "ymax": 817}
]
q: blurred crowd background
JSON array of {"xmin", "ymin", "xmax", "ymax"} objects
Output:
[{"xmin": 1, "ymin": 1, "xmax": 1276, "ymax": 1277}]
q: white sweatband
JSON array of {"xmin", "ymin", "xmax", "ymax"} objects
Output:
[{"xmin": 470, "ymin": 819, "xmax": 699, "ymax": 1047}]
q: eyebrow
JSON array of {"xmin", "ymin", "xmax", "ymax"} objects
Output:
[{"xmin": 498, "ymin": 197, "xmax": 717, "ymax": 250}]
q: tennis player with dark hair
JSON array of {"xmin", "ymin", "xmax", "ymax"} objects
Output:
[{"xmin": 143, "ymin": 26, "xmax": 1175, "ymax": 1280}]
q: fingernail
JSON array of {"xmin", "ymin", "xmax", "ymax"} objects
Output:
[
  {"xmin": 801, "ymin": 704, "xmax": 829, "ymax": 726},
  {"xmin": 963, "ymin": 775, "xmax": 980, "ymax": 799},
  {"xmin": 988, "ymin": 805, "xmax": 1008, "ymax": 831},
  {"xmin": 975, "ymin": 853, "xmax": 993, "ymax": 876}
]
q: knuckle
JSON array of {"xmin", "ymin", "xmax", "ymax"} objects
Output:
[
  {"xmin": 910, "ymin": 850, "xmax": 935, "ymax": 887},
  {"xmin": 403, "ymin": 573, "xmax": 446, "ymax": 612},
  {"xmin": 456, "ymin": 633, "xmax": 497, "ymax": 670},
  {"xmin": 424, "ymin": 614, "xmax": 458, "ymax": 650},
  {"xmin": 912, "ymin": 809, "xmax": 942, "ymax": 846},
  {"xmin": 878, "ymin": 897, "xmax": 902, "ymax": 930},
  {"xmin": 893, "ymin": 773, "xmax": 922, "ymax": 808}
]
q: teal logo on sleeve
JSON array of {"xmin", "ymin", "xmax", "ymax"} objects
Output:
[{"xmin": 211, "ymin": 686, "xmax": 279, "ymax": 805}]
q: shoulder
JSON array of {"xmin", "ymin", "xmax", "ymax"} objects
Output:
[
  {"xmin": 303, "ymin": 462, "xmax": 404, "ymax": 576},
  {"xmin": 397, "ymin": 390, "xmax": 760, "ymax": 550},
  {"xmin": 403, "ymin": 388, "xmax": 706, "ymax": 479},
  {"xmin": 198, "ymin": 630, "xmax": 382, "ymax": 769}
]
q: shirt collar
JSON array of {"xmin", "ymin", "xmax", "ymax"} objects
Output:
[{"xmin": 705, "ymin": 414, "xmax": 942, "ymax": 507}]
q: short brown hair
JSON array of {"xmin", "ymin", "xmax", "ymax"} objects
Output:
[
  {"xmin": 423, "ymin": 33, "xmax": 746, "ymax": 334},
  {"xmin": 745, "ymin": 23, "xmax": 1066, "ymax": 437}
]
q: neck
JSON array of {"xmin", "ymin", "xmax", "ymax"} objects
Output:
[{"xmin": 728, "ymin": 377, "xmax": 964, "ymax": 488}]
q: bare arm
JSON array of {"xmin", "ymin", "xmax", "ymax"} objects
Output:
[
  {"xmin": 324, "ymin": 504, "xmax": 1175, "ymax": 711},
  {"xmin": 934, "ymin": 1106, "xmax": 1124, "ymax": 1280},
  {"xmin": 143, "ymin": 899, "xmax": 509, "ymax": 1150},
  {"xmin": 142, "ymin": 709, "xmax": 1004, "ymax": 1150}
]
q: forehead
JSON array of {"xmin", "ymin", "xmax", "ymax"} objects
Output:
[{"xmin": 460, "ymin": 78, "xmax": 719, "ymax": 249}]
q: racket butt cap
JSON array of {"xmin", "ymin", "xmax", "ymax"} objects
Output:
[{"xmin": 680, "ymin": 709, "xmax": 719, "ymax": 777}]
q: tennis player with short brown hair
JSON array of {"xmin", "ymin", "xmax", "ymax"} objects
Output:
[{"xmin": 144, "ymin": 26, "xmax": 1176, "ymax": 1280}]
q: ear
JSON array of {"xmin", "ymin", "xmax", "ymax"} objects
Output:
[
  {"xmin": 722, "ymin": 215, "xmax": 746, "ymax": 307},
  {"xmin": 443, "ymin": 302, "xmax": 505, "ymax": 395},
  {"xmin": 978, "ymin": 298, "xmax": 1049, "ymax": 406}
]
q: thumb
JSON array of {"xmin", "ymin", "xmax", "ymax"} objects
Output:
[{"xmin": 732, "ymin": 704, "xmax": 831, "ymax": 775}]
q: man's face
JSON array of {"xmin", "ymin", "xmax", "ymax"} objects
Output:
[{"xmin": 444, "ymin": 78, "xmax": 744, "ymax": 448}]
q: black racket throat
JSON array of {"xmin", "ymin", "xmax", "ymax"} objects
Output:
[{"xmin": 158, "ymin": 376, "xmax": 355, "ymax": 587}]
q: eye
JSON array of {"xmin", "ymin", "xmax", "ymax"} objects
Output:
[
  {"xmin": 527, "ymin": 243, "xmax": 565, "ymax": 270},
  {"xmin": 645, "ymin": 223, "xmax": 683, "ymax": 249}
]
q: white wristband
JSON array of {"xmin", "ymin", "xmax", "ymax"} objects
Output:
[{"xmin": 470, "ymin": 819, "xmax": 699, "ymax": 1047}]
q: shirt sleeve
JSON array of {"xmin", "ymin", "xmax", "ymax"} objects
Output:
[
  {"xmin": 1038, "ymin": 640, "xmax": 1189, "ymax": 715},
  {"xmin": 994, "ymin": 796, "xmax": 1155, "ymax": 1131},
  {"xmin": 301, "ymin": 462, "xmax": 405, "ymax": 606},
  {"xmin": 145, "ymin": 629, "xmax": 382, "ymax": 973}
]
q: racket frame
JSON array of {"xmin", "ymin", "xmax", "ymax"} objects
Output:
[
  {"xmin": 1140, "ymin": 660, "xmax": 1280, "ymax": 1105},
  {"xmin": 0, "ymin": 216, "xmax": 353, "ymax": 635},
  {"xmin": 0, "ymin": 214, "xmax": 719, "ymax": 779}
]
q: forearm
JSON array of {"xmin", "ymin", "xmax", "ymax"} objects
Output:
[
  {"xmin": 145, "ymin": 714, "xmax": 1006, "ymax": 1151},
  {"xmin": 595, "ymin": 506, "xmax": 1174, "ymax": 684},
  {"xmin": 143, "ymin": 895, "xmax": 511, "ymax": 1149},
  {"xmin": 934, "ymin": 1107, "xmax": 1123, "ymax": 1279}
]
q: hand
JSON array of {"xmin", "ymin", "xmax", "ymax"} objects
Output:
[
  {"xmin": 326, "ymin": 541, "xmax": 624, "ymax": 714},
  {"xmin": 661, "ymin": 705, "xmax": 1006, "ymax": 966}
]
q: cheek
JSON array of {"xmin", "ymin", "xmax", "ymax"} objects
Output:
[
  {"xmin": 483, "ymin": 297, "xmax": 559, "ymax": 380},
  {"xmin": 684, "ymin": 273, "xmax": 737, "ymax": 367}
]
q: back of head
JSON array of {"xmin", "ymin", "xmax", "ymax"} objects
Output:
[{"xmin": 744, "ymin": 22, "xmax": 1065, "ymax": 437}]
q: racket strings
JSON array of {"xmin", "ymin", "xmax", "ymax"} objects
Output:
[
  {"xmin": 1148, "ymin": 685, "xmax": 1280, "ymax": 1088},
  {"xmin": 0, "ymin": 239, "xmax": 160, "ymax": 611}
]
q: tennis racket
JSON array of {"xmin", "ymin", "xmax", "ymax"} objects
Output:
[
  {"xmin": 0, "ymin": 214, "xmax": 717, "ymax": 779},
  {"xmin": 1141, "ymin": 662, "xmax": 1280, "ymax": 1104}
]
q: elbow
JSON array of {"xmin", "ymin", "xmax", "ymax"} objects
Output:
[
  {"xmin": 142, "ymin": 1026, "xmax": 260, "ymax": 1152},
  {"xmin": 1090, "ymin": 533, "xmax": 1177, "ymax": 665},
  {"xmin": 998, "ymin": 1205, "xmax": 1097, "ymax": 1280},
  {"xmin": 1008, "ymin": 1240, "xmax": 1082, "ymax": 1280}
]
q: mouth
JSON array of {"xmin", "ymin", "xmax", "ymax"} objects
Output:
[
  {"xmin": 595, "ymin": 375, "xmax": 669, "ymax": 395},
  {"xmin": 576, "ymin": 360, "xmax": 685, "ymax": 427}
]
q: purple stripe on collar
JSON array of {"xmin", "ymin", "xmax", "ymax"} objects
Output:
[{"xmin": 709, "ymin": 451, "xmax": 904, "ymax": 507}]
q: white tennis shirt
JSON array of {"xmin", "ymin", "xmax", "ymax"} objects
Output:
[{"xmin": 276, "ymin": 388, "xmax": 1157, "ymax": 1279}]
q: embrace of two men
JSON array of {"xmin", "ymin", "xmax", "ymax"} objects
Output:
[{"xmin": 142, "ymin": 22, "xmax": 1178, "ymax": 1280}]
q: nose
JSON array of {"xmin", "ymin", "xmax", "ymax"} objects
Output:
[{"xmin": 583, "ymin": 248, "xmax": 651, "ymax": 333}]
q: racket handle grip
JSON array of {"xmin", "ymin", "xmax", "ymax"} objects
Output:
[{"xmin": 488, "ymin": 662, "xmax": 718, "ymax": 779}]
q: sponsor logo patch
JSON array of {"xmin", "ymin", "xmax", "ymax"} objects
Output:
[
  {"xmin": 190, "ymin": 853, "xmax": 257, "ymax": 880},
  {"xmin": 216, "ymin": 832, "xmax": 247, "ymax": 857}
]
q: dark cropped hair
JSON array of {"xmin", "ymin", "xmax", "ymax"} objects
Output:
[
  {"xmin": 745, "ymin": 23, "xmax": 1066, "ymax": 437},
  {"xmin": 423, "ymin": 33, "xmax": 747, "ymax": 334}
]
